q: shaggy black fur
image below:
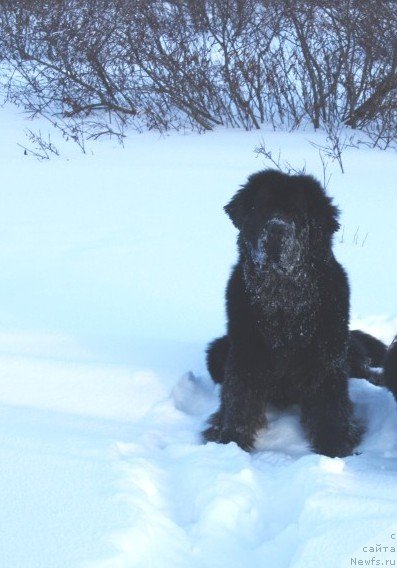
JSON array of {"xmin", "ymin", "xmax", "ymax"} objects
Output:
[
  {"xmin": 202, "ymin": 169, "xmax": 365, "ymax": 458},
  {"xmin": 208, "ymin": 330, "xmax": 387, "ymax": 386}
]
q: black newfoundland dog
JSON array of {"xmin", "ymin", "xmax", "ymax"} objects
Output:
[{"xmin": 203, "ymin": 169, "xmax": 387, "ymax": 458}]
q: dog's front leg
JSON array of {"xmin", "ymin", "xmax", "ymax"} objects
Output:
[
  {"xmin": 300, "ymin": 372, "xmax": 363, "ymax": 458},
  {"xmin": 202, "ymin": 348, "xmax": 268, "ymax": 451}
]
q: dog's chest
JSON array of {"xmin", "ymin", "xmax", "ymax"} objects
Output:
[{"xmin": 246, "ymin": 269, "xmax": 320, "ymax": 348}]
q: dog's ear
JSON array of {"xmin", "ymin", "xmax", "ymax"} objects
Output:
[
  {"xmin": 301, "ymin": 175, "xmax": 341, "ymax": 235},
  {"xmin": 309, "ymin": 192, "xmax": 341, "ymax": 257},
  {"xmin": 326, "ymin": 203, "xmax": 341, "ymax": 234},
  {"xmin": 224, "ymin": 187, "xmax": 251, "ymax": 229},
  {"xmin": 315, "ymin": 197, "xmax": 340, "ymax": 235},
  {"xmin": 225, "ymin": 170, "xmax": 280, "ymax": 228}
]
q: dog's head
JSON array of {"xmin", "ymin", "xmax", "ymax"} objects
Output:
[{"xmin": 225, "ymin": 169, "xmax": 340, "ymax": 274}]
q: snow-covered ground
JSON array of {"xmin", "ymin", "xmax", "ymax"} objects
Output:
[{"xmin": 0, "ymin": 104, "xmax": 397, "ymax": 567}]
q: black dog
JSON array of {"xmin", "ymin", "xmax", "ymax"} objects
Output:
[{"xmin": 203, "ymin": 169, "xmax": 372, "ymax": 458}]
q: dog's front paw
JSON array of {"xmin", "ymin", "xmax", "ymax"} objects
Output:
[
  {"xmin": 220, "ymin": 427, "xmax": 255, "ymax": 452},
  {"xmin": 311, "ymin": 420, "xmax": 364, "ymax": 458},
  {"xmin": 202, "ymin": 421, "xmax": 254, "ymax": 452},
  {"xmin": 202, "ymin": 410, "xmax": 222, "ymax": 444},
  {"xmin": 202, "ymin": 423, "xmax": 221, "ymax": 443}
]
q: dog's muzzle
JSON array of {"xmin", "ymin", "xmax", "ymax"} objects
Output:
[{"xmin": 251, "ymin": 219, "xmax": 296, "ymax": 269}]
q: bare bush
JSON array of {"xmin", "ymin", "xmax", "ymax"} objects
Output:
[
  {"xmin": 0, "ymin": 0, "xmax": 395, "ymax": 148},
  {"xmin": 18, "ymin": 128, "xmax": 60, "ymax": 160},
  {"xmin": 254, "ymin": 138, "xmax": 308, "ymax": 176}
]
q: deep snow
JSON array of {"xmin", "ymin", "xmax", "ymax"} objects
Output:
[{"xmin": 0, "ymin": 104, "xmax": 397, "ymax": 567}]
